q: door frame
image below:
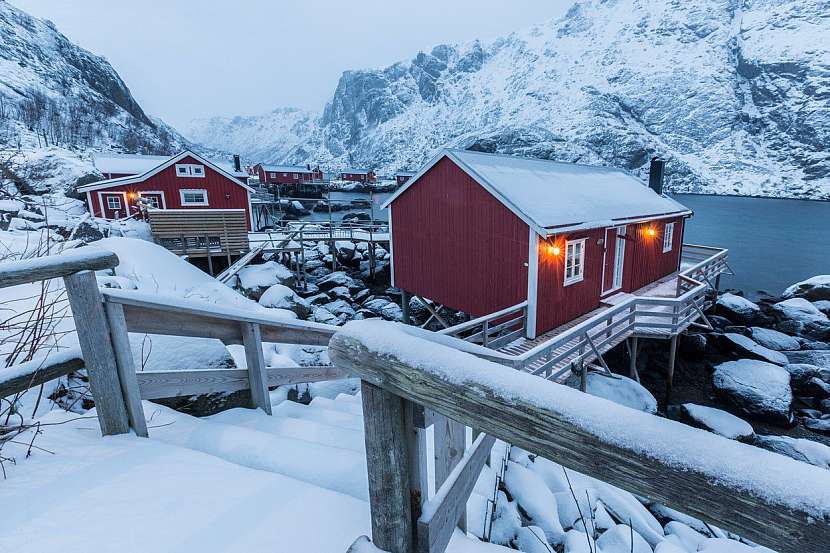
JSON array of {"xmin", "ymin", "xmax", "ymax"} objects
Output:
[
  {"xmin": 601, "ymin": 225, "xmax": 626, "ymax": 296},
  {"xmin": 97, "ymin": 191, "xmax": 128, "ymax": 220}
]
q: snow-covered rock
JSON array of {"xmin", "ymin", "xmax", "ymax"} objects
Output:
[
  {"xmin": 783, "ymin": 275, "xmax": 830, "ymax": 302},
  {"xmin": 748, "ymin": 327, "xmax": 800, "ymax": 351},
  {"xmin": 323, "ymin": 299, "xmax": 357, "ymax": 318},
  {"xmin": 719, "ymin": 333, "xmax": 788, "ymax": 365},
  {"xmin": 814, "ymin": 300, "xmax": 830, "ymax": 317},
  {"xmin": 503, "ymin": 461, "xmax": 566, "ymax": 545},
  {"xmin": 489, "ymin": 491, "xmax": 522, "ymax": 546},
  {"xmin": 258, "ymin": 284, "xmax": 310, "ymax": 318},
  {"xmin": 753, "ymin": 434, "xmax": 830, "ymax": 469},
  {"xmin": 562, "ymin": 529, "xmax": 597, "ymax": 553},
  {"xmin": 771, "ymin": 298, "xmax": 830, "ymax": 339},
  {"xmin": 514, "ymin": 526, "xmax": 553, "ymax": 553},
  {"xmin": 664, "ymin": 521, "xmax": 707, "ymax": 552},
  {"xmin": 715, "ymin": 294, "xmax": 760, "ymax": 324},
  {"xmin": 803, "ymin": 417, "xmax": 830, "ymax": 435},
  {"xmin": 238, "ymin": 261, "xmax": 296, "ymax": 300},
  {"xmin": 596, "ymin": 524, "xmax": 652, "ymax": 553},
  {"xmin": 712, "ymin": 360, "xmax": 793, "ymax": 425},
  {"xmin": 679, "ymin": 404, "xmax": 754, "ymax": 440},
  {"xmin": 696, "ymin": 538, "xmax": 759, "ymax": 553},
  {"xmin": 335, "ymin": 240, "xmax": 357, "ymax": 261},
  {"xmin": 585, "ymin": 373, "xmax": 658, "ymax": 414},
  {"xmin": 311, "ymin": 307, "xmax": 339, "ymax": 324},
  {"xmin": 317, "ymin": 271, "xmax": 358, "ymax": 292},
  {"xmin": 784, "ymin": 350, "xmax": 830, "ymax": 370}
]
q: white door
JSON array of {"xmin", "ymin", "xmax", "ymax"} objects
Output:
[{"xmin": 612, "ymin": 225, "xmax": 626, "ymax": 290}]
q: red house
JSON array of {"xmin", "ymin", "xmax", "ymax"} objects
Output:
[
  {"xmin": 94, "ymin": 152, "xmax": 250, "ymax": 184},
  {"xmin": 339, "ymin": 169, "xmax": 375, "ymax": 183},
  {"xmin": 394, "ymin": 171, "xmax": 415, "ymax": 186},
  {"xmin": 78, "ymin": 150, "xmax": 255, "ymax": 230},
  {"xmin": 383, "ymin": 149, "xmax": 692, "ymax": 338},
  {"xmin": 254, "ymin": 164, "xmax": 322, "ymax": 185}
]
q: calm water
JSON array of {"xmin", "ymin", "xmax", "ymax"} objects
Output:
[
  {"xmin": 301, "ymin": 191, "xmax": 393, "ymax": 222},
  {"xmin": 675, "ymin": 194, "xmax": 830, "ymax": 299}
]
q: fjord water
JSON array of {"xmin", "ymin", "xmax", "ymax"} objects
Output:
[{"xmin": 675, "ymin": 194, "xmax": 830, "ymax": 299}]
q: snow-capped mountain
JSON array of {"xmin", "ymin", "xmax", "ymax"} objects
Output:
[
  {"xmin": 0, "ymin": 0, "xmax": 190, "ymax": 192},
  {"xmin": 185, "ymin": 107, "xmax": 316, "ymax": 165},
  {"xmin": 194, "ymin": 0, "xmax": 830, "ymax": 198}
]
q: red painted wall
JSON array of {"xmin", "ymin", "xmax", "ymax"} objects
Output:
[
  {"xmin": 623, "ymin": 216, "xmax": 685, "ymax": 292},
  {"xmin": 255, "ymin": 164, "xmax": 319, "ymax": 185},
  {"xmin": 391, "ymin": 156, "xmax": 529, "ymax": 317},
  {"xmin": 87, "ymin": 155, "xmax": 252, "ymax": 229},
  {"xmin": 536, "ymin": 228, "xmax": 606, "ymax": 333},
  {"xmin": 340, "ymin": 172, "xmax": 375, "ymax": 183}
]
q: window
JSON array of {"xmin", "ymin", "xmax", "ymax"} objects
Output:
[
  {"xmin": 179, "ymin": 189, "xmax": 208, "ymax": 206},
  {"xmin": 106, "ymin": 196, "xmax": 122, "ymax": 210},
  {"xmin": 142, "ymin": 196, "xmax": 160, "ymax": 208},
  {"xmin": 663, "ymin": 222, "xmax": 675, "ymax": 253},
  {"xmin": 293, "ymin": 173, "xmax": 299, "ymax": 178},
  {"xmin": 564, "ymin": 238, "xmax": 586, "ymax": 285},
  {"xmin": 282, "ymin": 172, "xmax": 288, "ymax": 177},
  {"xmin": 270, "ymin": 172, "xmax": 276, "ymax": 178},
  {"xmin": 175, "ymin": 164, "xmax": 206, "ymax": 178}
]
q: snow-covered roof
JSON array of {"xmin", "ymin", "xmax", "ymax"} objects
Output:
[
  {"xmin": 340, "ymin": 169, "xmax": 371, "ymax": 175},
  {"xmin": 261, "ymin": 164, "xmax": 314, "ymax": 173},
  {"xmin": 78, "ymin": 151, "xmax": 254, "ymax": 193},
  {"xmin": 395, "ymin": 171, "xmax": 415, "ymax": 176},
  {"xmin": 94, "ymin": 152, "xmax": 248, "ymax": 178},
  {"xmin": 383, "ymin": 149, "xmax": 691, "ymax": 235}
]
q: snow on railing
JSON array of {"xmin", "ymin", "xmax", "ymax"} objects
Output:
[{"xmin": 329, "ymin": 319, "xmax": 830, "ymax": 553}]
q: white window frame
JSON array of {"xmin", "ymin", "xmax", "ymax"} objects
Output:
[
  {"xmin": 663, "ymin": 222, "xmax": 675, "ymax": 253},
  {"xmin": 179, "ymin": 189, "xmax": 209, "ymax": 206},
  {"xmin": 175, "ymin": 163, "xmax": 206, "ymax": 178},
  {"xmin": 106, "ymin": 195, "xmax": 122, "ymax": 210},
  {"xmin": 564, "ymin": 238, "xmax": 586, "ymax": 286},
  {"xmin": 138, "ymin": 190, "xmax": 166, "ymax": 209},
  {"xmin": 270, "ymin": 172, "xmax": 277, "ymax": 178}
]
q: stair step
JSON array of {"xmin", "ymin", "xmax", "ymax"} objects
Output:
[
  {"xmin": 272, "ymin": 400, "xmax": 364, "ymax": 432},
  {"xmin": 208, "ymin": 408, "xmax": 364, "ymax": 452},
  {"xmin": 310, "ymin": 396, "xmax": 363, "ymax": 416}
]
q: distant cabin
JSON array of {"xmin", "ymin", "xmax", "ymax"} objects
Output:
[
  {"xmin": 383, "ymin": 149, "xmax": 692, "ymax": 339},
  {"xmin": 339, "ymin": 169, "xmax": 376, "ymax": 183},
  {"xmin": 255, "ymin": 164, "xmax": 322, "ymax": 185},
  {"xmin": 94, "ymin": 152, "xmax": 250, "ymax": 185},
  {"xmin": 394, "ymin": 171, "xmax": 415, "ymax": 186}
]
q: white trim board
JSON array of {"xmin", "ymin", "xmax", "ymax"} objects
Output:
[{"xmin": 526, "ymin": 228, "xmax": 539, "ymax": 339}]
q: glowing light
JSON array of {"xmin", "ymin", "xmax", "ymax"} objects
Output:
[
  {"xmin": 127, "ymin": 192, "xmax": 137, "ymax": 199},
  {"xmin": 547, "ymin": 245, "xmax": 561, "ymax": 256},
  {"xmin": 645, "ymin": 227, "xmax": 656, "ymax": 237}
]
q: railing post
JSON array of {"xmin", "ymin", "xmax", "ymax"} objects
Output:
[
  {"xmin": 361, "ymin": 381, "xmax": 415, "ymax": 553},
  {"xmin": 433, "ymin": 413, "xmax": 467, "ymax": 532},
  {"xmin": 241, "ymin": 322, "xmax": 272, "ymax": 415},
  {"xmin": 63, "ymin": 270, "xmax": 131, "ymax": 436},
  {"xmin": 103, "ymin": 301, "xmax": 149, "ymax": 437},
  {"xmin": 482, "ymin": 320, "xmax": 489, "ymax": 348}
]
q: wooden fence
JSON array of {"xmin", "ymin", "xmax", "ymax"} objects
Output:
[{"xmin": 330, "ymin": 324, "xmax": 830, "ymax": 553}]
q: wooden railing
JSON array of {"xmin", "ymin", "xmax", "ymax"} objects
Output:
[
  {"xmin": 437, "ymin": 301, "xmax": 527, "ymax": 348},
  {"xmin": 330, "ymin": 322, "xmax": 830, "ymax": 553}
]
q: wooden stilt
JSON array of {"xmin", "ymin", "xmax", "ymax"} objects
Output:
[
  {"xmin": 578, "ymin": 360, "xmax": 587, "ymax": 392},
  {"xmin": 628, "ymin": 336, "xmax": 640, "ymax": 382},
  {"xmin": 665, "ymin": 335, "xmax": 678, "ymax": 405},
  {"xmin": 401, "ymin": 290, "xmax": 411, "ymax": 325}
]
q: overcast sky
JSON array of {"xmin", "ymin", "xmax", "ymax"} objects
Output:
[{"xmin": 12, "ymin": 0, "xmax": 572, "ymax": 129}]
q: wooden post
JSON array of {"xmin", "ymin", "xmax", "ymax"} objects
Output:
[
  {"xmin": 406, "ymin": 402, "xmax": 431, "ymax": 526},
  {"xmin": 401, "ymin": 290, "xmax": 411, "ymax": 325},
  {"xmin": 482, "ymin": 320, "xmax": 489, "ymax": 348},
  {"xmin": 103, "ymin": 301, "xmax": 149, "ymax": 437},
  {"xmin": 369, "ymin": 227, "xmax": 376, "ymax": 281},
  {"xmin": 665, "ymin": 335, "xmax": 678, "ymax": 406},
  {"xmin": 628, "ymin": 336, "xmax": 640, "ymax": 383},
  {"xmin": 205, "ymin": 234, "xmax": 214, "ymax": 276},
  {"xmin": 63, "ymin": 271, "xmax": 130, "ymax": 436},
  {"xmin": 433, "ymin": 413, "xmax": 467, "ymax": 532},
  {"xmin": 361, "ymin": 380, "xmax": 414, "ymax": 553},
  {"xmin": 241, "ymin": 322, "xmax": 272, "ymax": 415}
]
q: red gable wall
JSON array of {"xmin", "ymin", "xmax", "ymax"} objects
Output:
[
  {"xmin": 87, "ymin": 155, "xmax": 252, "ymax": 229},
  {"xmin": 391, "ymin": 156, "xmax": 529, "ymax": 317}
]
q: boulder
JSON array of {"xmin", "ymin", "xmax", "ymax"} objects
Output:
[
  {"xmin": 802, "ymin": 377, "xmax": 830, "ymax": 399},
  {"xmin": 820, "ymin": 399, "xmax": 830, "ymax": 414},
  {"xmin": 715, "ymin": 293, "xmax": 760, "ymax": 324},
  {"xmin": 316, "ymin": 271, "xmax": 361, "ymax": 293},
  {"xmin": 771, "ymin": 298, "xmax": 830, "ymax": 339},
  {"xmin": 678, "ymin": 333, "xmax": 707, "ymax": 356},
  {"xmin": 311, "ymin": 307, "xmax": 338, "ymax": 324},
  {"xmin": 353, "ymin": 289, "xmax": 371, "ymax": 304},
  {"xmin": 323, "ymin": 299, "xmax": 356, "ymax": 318},
  {"xmin": 784, "ymin": 363, "xmax": 830, "ymax": 390},
  {"xmin": 294, "ymin": 282, "xmax": 320, "ymax": 298},
  {"xmin": 679, "ymin": 403, "xmax": 754, "ymax": 440},
  {"xmin": 334, "ymin": 240, "xmax": 357, "ymax": 261},
  {"xmin": 328, "ymin": 286, "xmax": 352, "ymax": 301},
  {"xmin": 70, "ymin": 220, "xmax": 105, "ymax": 242},
  {"xmin": 783, "ymin": 275, "xmax": 830, "ymax": 302},
  {"xmin": 306, "ymin": 292, "xmax": 331, "ymax": 306},
  {"xmin": 718, "ymin": 333, "xmax": 788, "ymax": 365},
  {"xmin": 784, "ymin": 350, "xmax": 830, "ymax": 369},
  {"xmin": 707, "ymin": 315, "xmax": 733, "ymax": 331},
  {"xmin": 258, "ymin": 284, "xmax": 310, "ymax": 318},
  {"xmin": 237, "ymin": 261, "xmax": 295, "ymax": 300},
  {"xmin": 752, "ymin": 434, "xmax": 830, "ymax": 469},
  {"xmin": 748, "ymin": 327, "xmax": 800, "ymax": 351},
  {"xmin": 712, "ymin": 359, "xmax": 793, "ymax": 425},
  {"xmin": 814, "ymin": 300, "xmax": 830, "ymax": 317},
  {"xmin": 803, "ymin": 417, "xmax": 830, "ymax": 435},
  {"xmin": 585, "ymin": 373, "xmax": 658, "ymax": 414},
  {"xmin": 596, "ymin": 525, "xmax": 652, "ymax": 553}
]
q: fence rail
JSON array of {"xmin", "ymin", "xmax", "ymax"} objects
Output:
[{"xmin": 330, "ymin": 323, "xmax": 830, "ymax": 553}]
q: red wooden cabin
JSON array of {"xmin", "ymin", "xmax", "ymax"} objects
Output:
[
  {"xmin": 395, "ymin": 172, "xmax": 415, "ymax": 186},
  {"xmin": 383, "ymin": 149, "xmax": 692, "ymax": 338},
  {"xmin": 255, "ymin": 164, "xmax": 322, "ymax": 185},
  {"xmin": 339, "ymin": 169, "xmax": 376, "ymax": 183},
  {"xmin": 78, "ymin": 150, "xmax": 255, "ymax": 230},
  {"xmin": 94, "ymin": 153, "xmax": 250, "ymax": 184}
]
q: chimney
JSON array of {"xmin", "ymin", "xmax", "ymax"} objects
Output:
[
  {"xmin": 233, "ymin": 154, "xmax": 241, "ymax": 172},
  {"xmin": 648, "ymin": 157, "xmax": 665, "ymax": 195}
]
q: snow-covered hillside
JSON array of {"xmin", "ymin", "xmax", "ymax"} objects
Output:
[
  {"xmin": 193, "ymin": 0, "xmax": 830, "ymax": 199},
  {"xmin": 185, "ymin": 107, "xmax": 316, "ymax": 165},
  {"xmin": 0, "ymin": 1, "xmax": 190, "ymax": 192}
]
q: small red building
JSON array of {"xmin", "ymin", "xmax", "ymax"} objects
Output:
[
  {"xmin": 79, "ymin": 150, "xmax": 255, "ymax": 230},
  {"xmin": 383, "ymin": 149, "xmax": 692, "ymax": 338},
  {"xmin": 339, "ymin": 169, "xmax": 375, "ymax": 183},
  {"xmin": 254, "ymin": 164, "xmax": 322, "ymax": 185},
  {"xmin": 394, "ymin": 171, "xmax": 415, "ymax": 186}
]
